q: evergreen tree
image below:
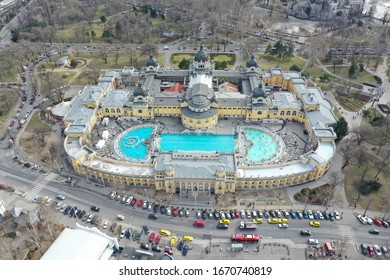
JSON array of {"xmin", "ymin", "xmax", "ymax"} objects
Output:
[
  {"xmin": 265, "ymin": 43, "xmax": 272, "ymax": 55},
  {"xmin": 100, "ymin": 16, "xmax": 107, "ymax": 23},
  {"xmin": 178, "ymin": 58, "xmax": 190, "ymax": 69},
  {"xmin": 349, "ymin": 60, "xmax": 357, "ymax": 77},
  {"xmin": 333, "ymin": 117, "xmax": 348, "ymax": 141}
]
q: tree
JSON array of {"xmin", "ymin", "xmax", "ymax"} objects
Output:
[
  {"xmin": 70, "ymin": 59, "xmax": 78, "ymax": 68},
  {"xmin": 289, "ymin": 64, "xmax": 301, "ymax": 72},
  {"xmin": 100, "ymin": 15, "xmax": 107, "ymax": 23},
  {"xmin": 319, "ymin": 74, "xmax": 330, "ymax": 84},
  {"xmin": 178, "ymin": 58, "xmax": 190, "ymax": 69},
  {"xmin": 97, "ymin": 47, "xmax": 109, "ymax": 64},
  {"xmin": 91, "ymin": 30, "xmax": 96, "ymax": 40},
  {"xmin": 338, "ymin": 142, "xmax": 353, "ymax": 169},
  {"xmin": 349, "ymin": 60, "xmax": 357, "ymax": 77},
  {"xmin": 115, "ymin": 21, "xmax": 123, "ymax": 40},
  {"xmin": 333, "ymin": 117, "xmax": 348, "ymax": 141},
  {"xmin": 150, "ymin": 9, "xmax": 157, "ymax": 18},
  {"xmin": 359, "ymin": 179, "xmax": 382, "ymax": 197},
  {"xmin": 33, "ymin": 127, "xmax": 50, "ymax": 147},
  {"xmin": 11, "ymin": 29, "xmax": 19, "ymax": 42},
  {"xmin": 265, "ymin": 43, "xmax": 272, "ymax": 55},
  {"xmin": 359, "ymin": 63, "xmax": 364, "ymax": 72}
]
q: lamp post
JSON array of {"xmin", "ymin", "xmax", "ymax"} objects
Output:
[
  {"xmin": 144, "ymin": 188, "xmax": 148, "ymax": 201},
  {"xmin": 194, "ymin": 196, "xmax": 197, "ymax": 208}
]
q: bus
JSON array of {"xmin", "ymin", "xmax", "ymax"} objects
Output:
[
  {"xmin": 324, "ymin": 242, "xmax": 334, "ymax": 255},
  {"xmin": 231, "ymin": 234, "xmax": 259, "ymax": 243}
]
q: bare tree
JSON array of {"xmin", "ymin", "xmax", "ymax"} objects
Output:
[
  {"xmin": 353, "ymin": 145, "xmax": 367, "ymax": 167},
  {"xmin": 374, "ymin": 148, "xmax": 390, "ymax": 179},
  {"xmin": 328, "ymin": 171, "xmax": 340, "ymax": 187},
  {"xmin": 33, "ymin": 127, "xmax": 50, "ymax": 147},
  {"xmin": 86, "ymin": 61, "xmax": 102, "ymax": 84},
  {"xmin": 357, "ymin": 162, "xmax": 372, "ymax": 201},
  {"xmin": 97, "ymin": 47, "xmax": 109, "ymax": 64},
  {"xmin": 338, "ymin": 142, "xmax": 354, "ymax": 169}
]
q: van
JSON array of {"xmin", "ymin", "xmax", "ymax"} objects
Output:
[
  {"xmin": 219, "ymin": 219, "xmax": 230, "ymax": 225},
  {"xmin": 193, "ymin": 220, "xmax": 205, "ymax": 227},
  {"xmin": 116, "ymin": 214, "xmax": 125, "ymax": 220}
]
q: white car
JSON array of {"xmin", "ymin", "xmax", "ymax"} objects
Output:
[
  {"xmin": 166, "ymin": 207, "xmax": 172, "ymax": 216},
  {"xmin": 125, "ymin": 197, "xmax": 132, "ymax": 205},
  {"xmin": 307, "ymin": 210, "xmax": 314, "ymax": 220},
  {"xmin": 334, "ymin": 211, "xmax": 340, "ymax": 220},
  {"xmin": 317, "ymin": 211, "xmax": 324, "ymax": 220},
  {"xmin": 45, "ymin": 198, "xmax": 53, "ymax": 207},
  {"xmin": 102, "ymin": 220, "xmax": 108, "ymax": 229},
  {"xmin": 240, "ymin": 210, "xmax": 245, "ymax": 219},
  {"xmin": 364, "ymin": 216, "xmax": 373, "ymax": 225},
  {"xmin": 142, "ymin": 201, "xmax": 148, "ymax": 209},
  {"xmin": 60, "ymin": 204, "xmax": 67, "ymax": 212},
  {"xmin": 119, "ymin": 229, "xmax": 126, "ymax": 239},
  {"xmin": 307, "ymin": 239, "xmax": 319, "ymax": 245},
  {"xmin": 55, "ymin": 201, "xmax": 62, "ymax": 210},
  {"xmin": 147, "ymin": 203, "xmax": 152, "ymax": 211},
  {"xmin": 357, "ymin": 214, "xmax": 367, "ymax": 225},
  {"xmin": 86, "ymin": 214, "xmax": 93, "ymax": 223},
  {"xmin": 278, "ymin": 223, "xmax": 288, "ymax": 229},
  {"xmin": 56, "ymin": 194, "xmax": 66, "ymax": 200},
  {"xmin": 220, "ymin": 211, "xmax": 226, "ymax": 220},
  {"xmin": 374, "ymin": 245, "xmax": 382, "ymax": 256}
]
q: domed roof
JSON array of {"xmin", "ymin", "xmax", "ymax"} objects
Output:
[
  {"xmin": 253, "ymin": 83, "xmax": 266, "ymax": 98},
  {"xmin": 216, "ymin": 165, "xmax": 225, "ymax": 173},
  {"xmin": 194, "ymin": 45, "xmax": 209, "ymax": 62},
  {"xmin": 133, "ymin": 83, "xmax": 146, "ymax": 97},
  {"xmin": 145, "ymin": 54, "xmax": 157, "ymax": 67},
  {"xmin": 246, "ymin": 54, "xmax": 258, "ymax": 68}
]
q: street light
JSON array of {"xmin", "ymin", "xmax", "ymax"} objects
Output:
[{"xmin": 144, "ymin": 188, "xmax": 148, "ymax": 201}]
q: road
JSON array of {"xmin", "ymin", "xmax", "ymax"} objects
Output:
[{"xmin": 1, "ymin": 154, "xmax": 389, "ymax": 260}]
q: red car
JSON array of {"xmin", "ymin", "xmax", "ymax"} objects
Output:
[
  {"xmin": 164, "ymin": 247, "xmax": 173, "ymax": 255},
  {"xmin": 234, "ymin": 210, "xmax": 240, "ymax": 218},
  {"xmin": 373, "ymin": 218, "xmax": 382, "ymax": 226},
  {"xmin": 137, "ymin": 199, "xmax": 143, "ymax": 207},
  {"xmin": 19, "ymin": 103, "xmax": 25, "ymax": 108},
  {"xmin": 155, "ymin": 235, "xmax": 161, "ymax": 244},
  {"xmin": 9, "ymin": 120, "xmax": 15, "ymax": 127},
  {"xmin": 130, "ymin": 198, "xmax": 136, "ymax": 206},
  {"xmin": 368, "ymin": 246, "xmax": 375, "ymax": 256},
  {"xmin": 172, "ymin": 208, "xmax": 178, "ymax": 217},
  {"xmin": 149, "ymin": 232, "xmax": 156, "ymax": 243}
]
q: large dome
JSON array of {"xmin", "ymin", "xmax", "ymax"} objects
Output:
[
  {"xmin": 133, "ymin": 83, "xmax": 146, "ymax": 97},
  {"xmin": 253, "ymin": 83, "xmax": 266, "ymax": 98},
  {"xmin": 246, "ymin": 54, "xmax": 258, "ymax": 68},
  {"xmin": 194, "ymin": 45, "xmax": 209, "ymax": 62}
]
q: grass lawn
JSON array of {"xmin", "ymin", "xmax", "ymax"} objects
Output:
[
  {"xmin": 344, "ymin": 154, "xmax": 390, "ymax": 211},
  {"xmin": 303, "ymin": 65, "xmax": 326, "ymax": 79},
  {"xmin": 0, "ymin": 92, "xmax": 19, "ymax": 130},
  {"xmin": 333, "ymin": 106, "xmax": 342, "ymax": 120},
  {"xmin": 325, "ymin": 66, "xmax": 378, "ymax": 84},
  {"xmin": 258, "ymin": 54, "xmax": 306, "ymax": 71},
  {"xmin": 335, "ymin": 95, "xmax": 366, "ymax": 112},
  {"xmin": 170, "ymin": 53, "xmax": 236, "ymax": 68},
  {"xmin": 56, "ymin": 23, "xmax": 106, "ymax": 43},
  {"xmin": 24, "ymin": 112, "xmax": 49, "ymax": 134},
  {"xmin": 360, "ymin": 109, "xmax": 385, "ymax": 146}
]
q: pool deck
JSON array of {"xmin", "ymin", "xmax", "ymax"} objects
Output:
[{"xmin": 89, "ymin": 116, "xmax": 309, "ymax": 168}]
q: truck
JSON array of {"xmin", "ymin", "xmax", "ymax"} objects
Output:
[{"xmin": 239, "ymin": 221, "xmax": 258, "ymax": 230}]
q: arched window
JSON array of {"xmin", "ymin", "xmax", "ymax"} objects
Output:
[
  {"xmin": 292, "ymin": 111, "xmax": 296, "ymax": 116},
  {"xmin": 138, "ymin": 109, "xmax": 142, "ymax": 113},
  {"xmin": 280, "ymin": 111, "xmax": 285, "ymax": 115},
  {"xmin": 257, "ymin": 111, "xmax": 262, "ymax": 115},
  {"xmin": 111, "ymin": 109, "xmax": 115, "ymax": 113},
  {"xmin": 116, "ymin": 108, "xmax": 121, "ymax": 113},
  {"xmin": 286, "ymin": 111, "xmax": 291, "ymax": 115},
  {"xmin": 105, "ymin": 108, "xmax": 109, "ymax": 113}
]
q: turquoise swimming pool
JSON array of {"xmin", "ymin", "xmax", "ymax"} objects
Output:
[
  {"xmin": 244, "ymin": 127, "xmax": 278, "ymax": 163},
  {"xmin": 159, "ymin": 133, "xmax": 236, "ymax": 152},
  {"xmin": 117, "ymin": 126, "xmax": 154, "ymax": 160}
]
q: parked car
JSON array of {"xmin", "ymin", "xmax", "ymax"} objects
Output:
[
  {"xmin": 368, "ymin": 246, "xmax": 375, "ymax": 256},
  {"xmin": 172, "ymin": 208, "xmax": 178, "ymax": 217},
  {"xmin": 143, "ymin": 225, "xmax": 150, "ymax": 234},
  {"xmin": 360, "ymin": 244, "xmax": 369, "ymax": 255},
  {"xmin": 119, "ymin": 229, "xmax": 126, "ymax": 239},
  {"xmin": 373, "ymin": 218, "xmax": 382, "ymax": 226},
  {"xmin": 155, "ymin": 235, "xmax": 161, "ymax": 244},
  {"xmin": 217, "ymin": 224, "xmax": 229, "ymax": 229},
  {"xmin": 182, "ymin": 244, "xmax": 189, "ymax": 256},
  {"xmin": 369, "ymin": 229, "xmax": 379, "ymax": 235},
  {"xmin": 310, "ymin": 221, "xmax": 321, "ymax": 227},
  {"xmin": 300, "ymin": 230, "xmax": 311, "ymax": 236},
  {"xmin": 357, "ymin": 215, "xmax": 367, "ymax": 225},
  {"xmin": 131, "ymin": 198, "xmax": 137, "ymax": 206},
  {"xmin": 137, "ymin": 199, "xmax": 143, "ymax": 207},
  {"xmin": 56, "ymin": 194, "xmax": 66, "ymax": 200},
  {"xmin": 164, "ymin": 247, "xmax": 174, "ymax": 255},
  {"xmin": 140, "ymin": 242, "xmax": 150, "ymax": 250},
  {"xmin": 152, "ymin": 245, "xmax": 162, "ymax": 252},
  {"xmin": 278, "ymin": 223, "xmax": 288, "ymax": 229},
  {"xmin": 374, "ymin": 245, "xmax": 382, "ymax": 256},
  {"xmin": 149, "ymin": 232, "xmax": 156, "ymax": 243}
]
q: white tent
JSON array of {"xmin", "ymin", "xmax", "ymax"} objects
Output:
[
  {"xmin": 96, "ymin": 140, "xmax": 106, "ymax": 150},
  {"xmin": 101, "ymin": 117, "xmax": 109, "ymax": 126},
  {"xmin": 102, "ymin": 130, "xmax": 109, "ymax": 140}
]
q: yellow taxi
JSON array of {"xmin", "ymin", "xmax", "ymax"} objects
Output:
[
  {"xmin": 309, "ymin": 221, "xmax": 321, "ymax": 227},
  {"xmin": 278, "ymin": 218, "xmax": 289, "ymax": 224},
  {"xmin": 183, "ymin": 235, "xmax": 194, "ymax": 242},
  {"xmin": 219, "ymin": 219, "xmax": 230, "ymax": 225},
  {"xmin": 160, "ymin": 229, "xmax": 171, "ymax": 236},
  {"xmin": 171, "ymin": 235, "xmax": 177, "ymax": 247},
  {"xmin": 252, "ymin": 218, "xmax": 263, "ymax": 224},
  {"xmin": 268, "ymin": 218, "xmax": 279, "ymax": 224}
]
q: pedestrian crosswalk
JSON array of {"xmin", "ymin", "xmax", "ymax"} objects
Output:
[
  {"xmin": 25, "ymin": 172, "xmax": 58, "ymax": 201},
  {"xmin": 338, "ymin": 225, "xmax": 356, "ymax": 244}
]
